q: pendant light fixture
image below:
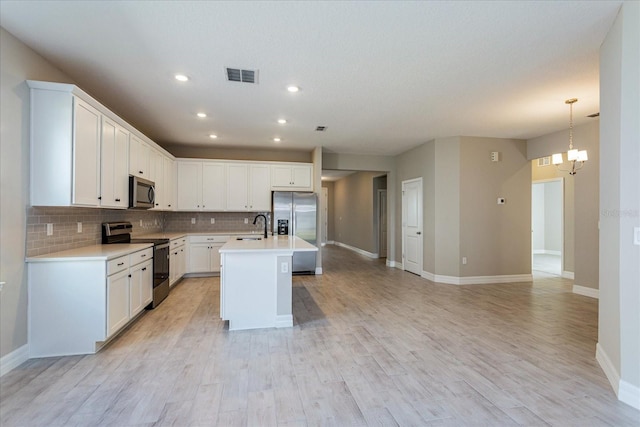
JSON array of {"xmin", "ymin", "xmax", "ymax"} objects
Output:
[{"xmin": 552, "ymin": 98, "xmax": 588, "ymax": 175}]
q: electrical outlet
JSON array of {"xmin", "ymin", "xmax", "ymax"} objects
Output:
[
  {"xmin": 191, "ymin": 218, "xmax": 196, "ymax": 224},
  {"xmin": 211, "ymin": 218, "xmax": 215, "ymax": 224},
  {"xmin": 77, "ymin": 222, "xmax": 82, "ymax": 233},
  {"xmin": 140, "ymin": 220, "xmax": 143, "ymax": 227},
  {"xmin": 281, "ymin": 262, "xmax": 288, "ymax": 273},
  {"xmin": 46, "ymin": 223, "xmax": 53, "ymax": 236},
  {"xmin": 634, "ymin": 227, "xmax": 640, "ymax": 246},
  {"xmin": 462, "ymin": 257, "xmax": 467, "ymax": 265},
  {"xmin": 244, "ymin": 218, "xmax": 248, "ymax": 224}
]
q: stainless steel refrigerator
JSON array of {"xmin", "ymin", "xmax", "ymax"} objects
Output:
[{"xmin": 272, "ymin": 191, "xmax": 317, "ymax": 274}]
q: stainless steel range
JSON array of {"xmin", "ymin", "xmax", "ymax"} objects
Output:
[{"xmin": 102, "ymin": 222, "xmax": 170, "ymax": 308}]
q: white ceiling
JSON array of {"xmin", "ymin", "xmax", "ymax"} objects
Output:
[{"xmin": 0, "ymin": 1, "xmax": 619, "ymax": 156}]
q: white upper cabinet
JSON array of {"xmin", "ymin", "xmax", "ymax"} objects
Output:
[
  {"xmin": 177, "ymin": 161, "xmax": 225, "ymax": 211},
  {"xmin": 100, "ymin": 117, "xmax": 129, "ymax": 209},
  {"xmin": 271, "ymin": 163, "xmax": 313, "ymax": 190},
  {"xmin": 129, "ymin": 134, "xmax": 150, "ymax": 178},
  {"xmin": 248, "ymin": 164, "xmax": 272, "ymax": 211},
  {"xmin": 163, "ymin": 156, "xmax": 176, "ymax": 211},
  {"xmin": 148, "ymin": 149, "xmax": 163, "ymax": 210},
  {"xmin": 29, "ymin": 82, "xmax": 101, "ymax": 207},
  {"xmin": 202, "ymin": 162, "xmax": 226, "ymax": 211},
  {"xmin": 226, "ymin": 163, "xmax": 249, "ymax": 211}
]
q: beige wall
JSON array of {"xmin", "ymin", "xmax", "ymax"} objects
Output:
[
  {"xmin": 598, "ymin": 0, "xmax": 640, "ymax": 397},
  {"xmin": 333, "ymin": 172, "xmax": 381, "ymax": 254},
  {"xmin": 0, "ymin": 28, "xmax": 75, "ymax": 359},
  {"xmin": 528, "ymin": 120, "xmax": 599, "ymax": 288},
  {"xmin": 161, "ymin": 144, "xmax": 312, "ymax": 162},
  {"xmin": 458, "ymin": 137, "xmax": 531, "ymax": 277}
]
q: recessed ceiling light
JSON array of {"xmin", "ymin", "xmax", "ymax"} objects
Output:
[
  {"xmin": 209, "ymin": 134, "xmax": 218, "ymax": 139},
  {"xmin": 197, "ymin": 112, "xmax": 207, "ymax": 118},
  {"xmin": 175, "ymin": 74, "xmax": 189, "ymax": 82},
  {"xmin": 273, "ymin": 138, "xmax": 281, "ymax": 142},
  {"xmin": 287, "ymin": 86, "xmax": 300, "ymax": 93},
  {"xmin": 277, "ymin": 119, "xmax": 287, "ymax": 124}
]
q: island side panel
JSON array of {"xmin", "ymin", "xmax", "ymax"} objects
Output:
[
  {"xmin": 276, "ymin": 255, "xmax": 293, "ymax": 327},
  {"xmin": 28, "ymin": 261, "xmax": 107, "ymax": 357},
  {"xmin": 223, "ymin": 252, "xmax": 278, "ymax": 331}
]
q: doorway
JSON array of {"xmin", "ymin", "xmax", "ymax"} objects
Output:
[
  {"xmin": 321, "ymin": 187, "xmax": 328, "ymax": 246},
  {"xmin": 532, "ymin": 178, "xmax": 563, "ymax": 276},
  {"xmin": 378, "ymin": 189, "xmax": 387, "ymax": 258},
  {"xmin": 402, "ymin": 178, "xmax": 423, "ymax": 275}
]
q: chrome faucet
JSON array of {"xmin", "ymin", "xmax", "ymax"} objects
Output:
[{"xmin": 253, "ymin": 214, "xmax": 268, "ymax": 238}]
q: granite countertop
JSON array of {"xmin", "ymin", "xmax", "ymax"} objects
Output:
[
  {"xmin": 219, "ymin": 235, "xmax": 318, "ymax": 254},
  {"xmin": 26, "ymin": 243, "xmax": 153, "ymax": 263}
]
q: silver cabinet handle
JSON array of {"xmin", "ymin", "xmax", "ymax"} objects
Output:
[{"xmin": 117, "ymin": 262, "xmax": 124, "ymax": 266}]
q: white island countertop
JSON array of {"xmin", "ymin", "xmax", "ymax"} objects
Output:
[
  {"xmin": 219, "ymin": 235, "xmax": 318, "ymax": 254},
  {"xmin": 26, "ymin": 243, "xmax": 153, "ymax": 263}
]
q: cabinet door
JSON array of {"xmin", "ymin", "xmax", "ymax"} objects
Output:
[
  {"xmin": 248, "ymin": 164, "xmax": 271, "ymax": 211},
  {"xmin": 100, "ymin": 117, "xmax": 129, "ymax": 208},
  {"xmin": 202, "ymin": 162, "xmax": 226, "ymax": 211},
  {"xmin": 169, "ymin": 248, "xmax": 178, "ymax": 285},
  {"xmin": 177, "ymin": 162, "xmax": 202, "ymax": 210},
  {"xmin": 129, "ymin": 135, "xmax": 150, "ymax": 178},
  {"xmin": 107, "ymin": 269, "xmax": 130, "ymax": 337},
  {"xmin": 211, "ymin": 244, "xmax": 222, "ymax": 273},
  {"xmin": 164, "ymin": 157, "xmax": 176, "ymax": 210},
  {"xmin": 271, "ymin": 165, "xmax": 293, "ymax": 187},
  {"xmin": 129, "ymin": 263, "xmax": 143, "ymax": 316},
  {"xmin": 226, "ymin": 163, "xmax": 249, "ymax": 211},
  {"xmin": 292, "ymin": 165, "xmax": 312, "ymax": 189},
  {"xmin": 140, "ymin": 260, "xmax": 153, "ymax": 307},
  {"xmin": 72, "ymin": 97, "xmax": 101, "ymax": 206},
  {"xmin": 149, "ymin": 150, "xmax": 163, "ymax": 209},
  {"xmin": 189, "ymin": 243, "xmax": 211, "ymax": 273},
  {"xmin": 178, "ymin": 247, "xmax": 186, "ymax": 278}
]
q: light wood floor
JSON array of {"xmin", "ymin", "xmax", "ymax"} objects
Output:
[{"xmin": 2, "ymin": 245, "xmax": 639, "ymax": 426}]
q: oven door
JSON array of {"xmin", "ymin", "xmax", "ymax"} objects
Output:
[{"xmin": 153, "ymin": 243, "xmax": 170, "ymax": 288}]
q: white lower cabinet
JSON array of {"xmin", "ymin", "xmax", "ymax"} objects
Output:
[
  {"xmin": 28, "ymin": 246, "xmax": 153, "ymax": 357},
  {"xmin": 187, "ymin": 235, "xmax": 228, "ymax": 273},
  {"xmin": 170, "ymin": 236, "xmax": 187, "ymax": 286}
]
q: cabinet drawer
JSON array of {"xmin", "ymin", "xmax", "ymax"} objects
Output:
[
  {"xmin": 190, "ymin": 235, "xmax": 229, "ymax": 244},
  {"xmin": 170, "ymin": 237, "xmax": 187, "ymax": 249},
  {"xmin": 108, "ymin": 256, "xmax": 129, "ymax": 275},
  {"xmin": 130, "ymin": 248, "xmax": 153, "ymax": 265}
]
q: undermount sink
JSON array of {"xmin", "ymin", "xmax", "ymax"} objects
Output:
[{"xmin": 236, "ymin": 237, "xmax": 262, "ymax": 241}]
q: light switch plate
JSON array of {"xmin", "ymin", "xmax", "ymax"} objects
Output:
[{"xmin": 634, "ymin": 227, "xmax": 640, "ymax": 246}]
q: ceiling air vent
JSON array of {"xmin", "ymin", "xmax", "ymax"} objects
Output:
[
  {"xmin": 587, "ymin": 112, "xmax": 600, "ymax": 118},
  {"xmin": 225, "ymin": 67, "xmax": 258, "ymax": 84},
  {"xmin": 315, "ymin": 126, "xmax": 327, "ymax": 132},
  {"xmin": 538, "ymin": 156, "xmax": 551, "ymax": 167}
]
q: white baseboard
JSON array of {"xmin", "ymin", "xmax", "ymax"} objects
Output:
[
  {"xmin": 327, "ymin": 240, "xmax": 335, "ymax": 245},
  {"xmin": 386, "ymin": 260, "xmax": 403, "ymax": 269},
  {"xmin": 596, "ymin": 343, "xmax": 620, "ymax": 395},
  {"xmin": 562, "ymin": 271, "xmax": 575, "ymax": 279},
  {"xmin": 533, "ymin": 250, "xmax": 561, "ymax": 255},
  {"xmin": 315, "ymin": 267, "xmax": 323, "ymax": 275},
  {"xmin": 421, "ymin": 271, "xmax": 533, "ymax": 285},
  {"xmin": 0, "ymin": 344, "xmax": 29, "ymax": 377},
  {"xmin": 573, "ymin": 285, "xmax": 599, "ymax": 299},
  {"xmin": 275, "ymin": 315, "xmax": 293, "ymax": 328},
  {"xmin": 334, "ymin": 242, "xmax": 379, "ymax": 259},
  {"xmin": 619, "ymin": 379, "xmax": 640, "ymax": 410}
]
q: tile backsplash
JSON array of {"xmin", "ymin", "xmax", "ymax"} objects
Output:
[{"xmin": 26, "ymin": 207, "xmax": 270, "ymax": 257}]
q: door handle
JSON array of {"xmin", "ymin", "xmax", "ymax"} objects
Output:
[{"xmin": 416, "ymin": 231, "xmax": 422, "ymax": 235}]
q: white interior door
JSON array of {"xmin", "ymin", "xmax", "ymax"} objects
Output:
[{"xmin": 402, "ymin": 178, "xmax": 423, "ymax": 275}]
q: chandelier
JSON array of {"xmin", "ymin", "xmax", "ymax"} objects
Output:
[{"xmin": 552, "ymin": 98, "xmax": 588, "ymax": 175}]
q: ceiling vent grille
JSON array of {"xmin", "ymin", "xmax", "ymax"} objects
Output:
[
  {"xmin": 315, "ymin": 126, "xmax": 327, "ymax": 132},
  {"xmin": 538, "ymin": 156, "xmax": 551, "ymax": 167},
  {"xmin": 225, "ymin": 67, "xmax": 258, "ymax": 84}
]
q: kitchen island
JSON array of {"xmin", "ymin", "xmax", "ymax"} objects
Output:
[{"xmin": 219, "ymin": 235, "xmax": 317, "ymax": 331}]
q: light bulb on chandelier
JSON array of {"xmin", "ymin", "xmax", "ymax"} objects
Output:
[{"xmin": 551, "ymin": 98, "xmax": 588, "ymax": 175}]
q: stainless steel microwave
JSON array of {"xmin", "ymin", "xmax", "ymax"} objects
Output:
[{"xmin": 129, "ymin": 176, "xmax": 155, "ymax": 209}]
